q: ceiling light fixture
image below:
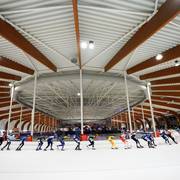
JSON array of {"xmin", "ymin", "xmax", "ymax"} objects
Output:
[
  {"xmin": 89, "ymin": 41, "xmax": 95, "ymax": 49},
  {"xmin": 77, "ymin": 92, "xmax": 80, "ymax": 96},
  {"xmin": 155, "ymin": 54, "xmax": 163, "ymax": 60},
  {"xmin": 175, "ymin": 60, "xmax": 180, "ymax": 67},
  {"xmin": 9, "ymin": 83, "xmax": 13, "ymax": 87},
  {"xmin": 80, "ymin": 42, "xmax": 88, "ymax": 49}
]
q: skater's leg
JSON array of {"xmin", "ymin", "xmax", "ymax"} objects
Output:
[
  {"xmin": 171, "ymin": 137, "xmax": 178, "ymax": 144},
  {"xmin": 77, "ymin": 142, "xmax": 80, "ymax": 149},
  {"xmin": 16, "ymin": 144, "xmax": 20, "ymax": 150},
  {"xmin": 75, "ymin": 144, "xmax": 78, "ymax": 150},
  {"xmin": 39, "ymin": 142, "xmax": 43, "ymax": 150},
  {"xmin": 137, "ymin": 140, "xmax": 143, "ymax": 148},
  {"xmin": 7, "ymin": 142, "xmax": 11, "ymax": 150},
  {"xmin": 44, "ymin": 142, "xmax": 50, "ymax": 150},
  {"xmin": 50, "ymin": 142, "xmax": 53, "ymax": 150},
  {"xmin": 75, "ymin": 142, "xmax": 79, "ymax": 150},
  {"xmin": 19, "ymin": 142, "xmax": 24, "ymax": 150},
  {"xmin": 136, "ymin": 141, "xmax": 141, "ymax": 148},
  {"xmin": 166, "ymin": 139, "xmax": 171, "ymax": 145},
  {"xmin": 36, "ymin": 143, "xmax": 40, "ymax": 150},
  {"xmin": 1, "ymin": 142, "xmax": 9, "ymax": 150},
  {"xmin": 152, "ymin": 140, "xmax": 157, "ymax": 146},
  {"xmin": 16, "ymin": 142, "xmax": 23, "ymax": 150},
  {"xmin": 61, "ymin": 143, "xmax": 65, "ymax": 150},
  {"xmin": 0, "ymin": 138, "xmax": 3, "ymax": 146},
  {"xmin": 37, "ymin": 142, "xmax": 43, "ymax": 150},
  {"xmin": 92, "ymin": 141, "xmax": 95, "ymax": 148}
]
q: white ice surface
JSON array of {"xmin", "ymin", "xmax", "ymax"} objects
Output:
[{"xmin": 0, "ymin": 137, "xmax": 180, "ymax": 180}]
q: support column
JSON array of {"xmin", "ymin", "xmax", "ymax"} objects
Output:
[
  {"xmin": 124, "ymin": 72, "xmax": 132, "ymax": 133},
  {"xmin": 120, "ymin": 114, "xmax": 123, "ymax": 128},
  {"xmin": 31, "ymin": 73, "xmax": 37, "ymax": 136},
  {"xmin": 141, "ymin": 104, "xmax": 146, "ymax": 131},
  {"xmin": 19, "ymin": 105, "xmax": 23, "ymax": 132},
  {"xmin": 147, "ymin": 83, "xmax": 156, "ymax": 136},
  {"xmin": 38, "ymin": 113, "xmax": 41, "ymax": 132},
  {"xmin": 80, "ymin": 69, "xmax": 84, "ymax": 134},
  {"xmin": 132, "ymin": 109, "xmax": 136, "ymax": 131},
  {"xmin": 7, "ymin": 84, "xmax": 14, "ymax": 134},
  {"xmin": 125, "ymin": 113, "xmax": 129, "ymax": 130}
]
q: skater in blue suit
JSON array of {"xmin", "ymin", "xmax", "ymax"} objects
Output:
[
  {"xmin": 16, "ymin": 135, "xmax": 27, "ymax": 151},
  {"xmin": 57, "ymin": 136, "xmax": 65, "ymax": 151},
  {"xmin": 44, "ymin": 135, "xmax": 54, "ymax": 151}
]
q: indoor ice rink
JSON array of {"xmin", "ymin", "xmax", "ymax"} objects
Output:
[{"xmin": 0, "ymin": 0, "xmax": 180, "ymax": 179}]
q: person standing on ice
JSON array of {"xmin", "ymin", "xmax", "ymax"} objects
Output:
[
  {"xmin": 16, "ymin": 135, "xmax": 27, "ymax": 151},
  {"xmin": 108, "ymin": 136, "xmax": 118, "ymax": 149},
  {"xmin": 160, "ymin": 130, "xmax": 171, "ymax": 145},
  {"xmin": 87, "ymin": 134, "xmax": 95, "ymax": 150},
  {"xmin": 1, "ymin": 132, "xmax": 15, "ymax": 151},
  {"xmin": 36, "ymin": 136, "xmax": 45, "ymax": 151},
  {"xmin": 57, "ymin": 136, "xmax": 65, "ymax": 151},
  {"xmin": 44, "ymin": 135, "xmax": 55, "ymax": 151},
  {"xmin": 131, "ymin": 132, "xmax": 143, "ymax": 148}
]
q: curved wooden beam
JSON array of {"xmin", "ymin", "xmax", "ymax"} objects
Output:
[
  {"xmin": 127, "ymin": 45, "xmax": 180, "ymax": 74},
  {"xmin": 72, "ymin": 0, "xmax": 81, "ymax": 67},
  {"xmin": 0, "ymin": 81, "xmax": 10, "ymax": 86},
  {"xmin": 151, "ymin": 85, "xmax": 180, "ymax": 91},
  {"xmin": 151, "ymin": 96, "xmax": 180, "ymax": 103},
  {"xmin": 134, "ymin": 109, "xmax": 163, "ymax": 117},
  {"xmin": 140, "ymin": 66, "xmax": 180, "ymax": 80},
  {"xmin": 137, "ymin": 105, "xmax": 177, "ymax": 116},
  {"xmin": 152, "ymin": 91, "xmax": 180, "ymax": 97},
  {"xmin": 0, "ymin": 97, "xmax": 10, "ymax": 103},
  {"xmin": 151, "ymin": 76, "xmax": 180, "ymax": 85},
  {"xmin": 0, "ymin": 107, "xmax": 28, "ymax": 115},
  {"xmin": 0, "ymin": 93, "xmax": 10, "ymax": 97},
  {"xmin": 0, "ymin": 57, "xmax": 34, "ymax": 75},
  {"xmin": 104, "ymin": 0, "xmax": 180, "ymax": 71},
  {"xmin": 0, "ymin": 71, "xmax": 21, "ymax": 81},
  {"xmin": 0, "ymin": 87, "xmax": 10, "ymax": 92},
  {"xmin": 145, "ymin": 100, "xmax": 180, "ymax": 109},
  {"xmin": 0, "ymin": 101, "xmax": 18, "ymax": 108},
  {"xmin": 0, "ymin": 18, "xmax": 57, "ymax": 72}
]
